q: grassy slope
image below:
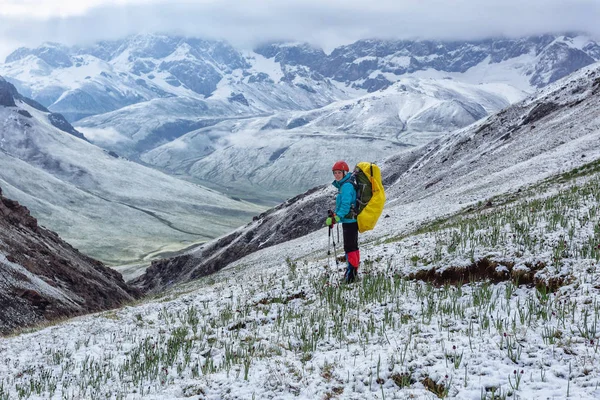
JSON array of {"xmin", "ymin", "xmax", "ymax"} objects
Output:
[{"xmin": 1, "ymin": 157, "xmax": 600, "ymax": 399}]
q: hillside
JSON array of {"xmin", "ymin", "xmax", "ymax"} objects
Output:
[
  {"xmin": 132, "ymin": 60, "xmax": 600, "ymax": 293},
  {"xmin": 0, "ymin": 76, "xmax": 263, "ymax": 264},
  {"xmin": 0, "ymin": 42, "xmax": 599, "ymax": 400},
  {"xmin": 135, "ymin": 77, "xmax": 520, "ymax": 200},
  {"xmin": 1, "ymin": 120, "xmax": 599, "ymax": 399},
  {"xmin": 0, "ymin": 187, "xmax": 138, "ymax": 335}
]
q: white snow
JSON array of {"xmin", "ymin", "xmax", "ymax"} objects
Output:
[
  {"xmin": 1, "ymin": 38, "xmax": 600, "ymax": 400},
  {"xmin": 1, "ymin": 162, "xmax": 600, "ymax": 398},
  {"xmin": 352, "ymin": 56, "xmax": 378, "ymax": 64},
  {"xmin": 245, "ymin": 51, "xmax": 285, "ymax": 82},
  {"xmin": 1, "ymin": 57, "xmax": 600, "ymax": 400},
  {"xmin": 0, "ymin": 255, "xmax": 79, "ymax": 306},
  {"xmin": 409, "ymin": 53, "xmax": 537, "ymax": 94}
]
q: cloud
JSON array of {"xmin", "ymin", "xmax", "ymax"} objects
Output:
[
  {"xmin": 0, "ymin": 0, "xmax": 154, "ymax": 19},
  {"xmin": 0, "ymin": 0, "xmax": 599, "ymax": 60},
  {"xmin": 77, "ymin": 126, "xmax": 131, "ymax": 144}
]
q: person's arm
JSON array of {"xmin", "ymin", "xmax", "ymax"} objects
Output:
[{"xmin": 335, "ymin": 182, "xmax": 354, "ymax": 218}]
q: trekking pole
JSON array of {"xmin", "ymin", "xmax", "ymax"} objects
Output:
[
  {"xmin": 328, "ymin": 225, "xmax": 332, "ymax": 255},
  {"xmin": 328, "ymin": 210, "xmax": 339, "ymax": 267},
  {"xmin": 331, "ymin": 233, "xmax": 339, "ymax": 267},
  {"xmin": 327, "ymin": 225, "xmax": 332, "ymax": 268}
]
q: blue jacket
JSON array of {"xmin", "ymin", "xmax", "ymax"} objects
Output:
[{"xmin": 332, "ymin": 173, "xmax": 357, "ymax": 223}]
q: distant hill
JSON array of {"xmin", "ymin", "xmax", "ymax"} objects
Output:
[{"xmin": 0, "ymin": 76, "xmax": 263, "ymax": 265}]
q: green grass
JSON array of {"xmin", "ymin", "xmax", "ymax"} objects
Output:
[{"xmin": 3, "ymin": 160, "xmax": 600, "ymax": 399}]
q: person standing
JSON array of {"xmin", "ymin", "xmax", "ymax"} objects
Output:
[{"xmin": 326, "ymin": 160, "xmax": 360, "ymax": 283}]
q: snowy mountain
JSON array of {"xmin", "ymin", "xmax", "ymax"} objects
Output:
[
  {"xmin": 257, "ymin": 34, "xmax": 600, "ymax": 91},
  {"xmin": 73, "ymin": 69, "xmax": 345, "ymax": 161},
  {"xmin": 0, "ymin": 77, "xmax": 263, "ymax": 265},
  {"xmin": 0, "ymin": 35, "xmax": 349, "ymax": 122},
  {"xmin": 136, "ymin": 77, "xmax": 522, "ymax": 200},
  {"xmin": 3, "ymin": 33, "xmax": 595, "ymax": 124},
  {"xmin": 0, "ymin": 186, "xmax": 138, "ymax": 335},
  {"xmin": 134, "ymin": 60, "xmax": 600, "ymax": 293},
  {"xmin": 0, "ymin": 33, "xmax": 595, "ymax": 141},
  {"xmin": 1, "ymin": 62, "xmax": 599, "ymax": 399},
  {"xmin": 1, "ymin": 42, "xmax": 175, "ymax": 122}
]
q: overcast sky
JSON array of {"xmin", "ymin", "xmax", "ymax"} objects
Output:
[{"xmin": 1, "ymin": 0, "xmax": 599, "ymax": 60}]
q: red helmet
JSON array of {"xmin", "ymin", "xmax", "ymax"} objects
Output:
[{"xmin": 332, "ymin": 160, "xmax": 349, "ymax": 172}]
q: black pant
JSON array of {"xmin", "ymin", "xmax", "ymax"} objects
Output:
[{"xmin": 342, "ymin": 222, "xmax": 359, "ymax": 254}]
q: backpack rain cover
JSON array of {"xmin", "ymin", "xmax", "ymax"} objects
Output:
[{"xmin": 354, "ymin": 162, "xmax": 386, "ymax": 233}]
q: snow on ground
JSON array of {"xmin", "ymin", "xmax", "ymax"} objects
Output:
[
  {"xmin": 0, "ymin": 255, "xmax": 78, "ymax": 307},
  {"xmin": 244, "ymin": 51, "xmax": 285, "ymax": 83},
  {"xmin": 1, "ymin": 47, "xmax": 600, "ymax": 400},
  {"xmin": 1, "ymin": 154, "xmax": 600, "ymax": 399},
  {"xmin": 408, "ymin": 53, "xmax": 537, "ymax": 95}
]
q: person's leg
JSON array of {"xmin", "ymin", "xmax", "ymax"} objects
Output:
[{"xmin": 342, "ymin": 222, "xmax": 359, "ymax": 282}]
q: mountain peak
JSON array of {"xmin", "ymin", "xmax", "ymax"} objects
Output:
[
  {"xmin": 2, "ymin": 33, "xmax": 599, "ymax": 126},
  {"xmin": 5, "ymin": 42, "xmax": 72, "ymax": 67}
]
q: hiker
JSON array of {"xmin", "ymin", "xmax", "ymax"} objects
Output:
[{"xmin": 326, "ymin": 160, "xmax": 360, "ymax": 283}]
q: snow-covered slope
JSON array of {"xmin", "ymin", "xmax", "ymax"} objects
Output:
[
  {"xmin": 254, "ymin": 77, "xmax": 523, "ymax": 141},
  {"xmin": 136, "ymin": 77, "xmax": 522, "ymax": 200},
  {"xmin": 140, "ymin": 119, "xmax": 409, "ymax": 201},
  {"xmin": 73, "ymin": 69, "xmax": 347, "ymax": 160},
  {"xmin": 0, "ymin": 187, "xmax": 138, "ymax": 335},
  {"xmin": 134, "ymin": 60, "xmax": 600, "ymax": 293},
  {"xmin": 2, "ymin": 62, "xmax": 600, "ymax": 400},
  {"xmin": 0, "ymin": 77, "xmax": 263, "ymax": 265},
  {"xmin": 0, "ymin": 46, "xmax": 175, "ymax": 121},
  {"xmin": 380, "ymin": 62, "xmax": 600, "ymax": 211}
]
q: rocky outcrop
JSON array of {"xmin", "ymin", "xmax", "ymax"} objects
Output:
[
  {"xmin": 0, "ymin": 187, "xmax": 140, "ymax": 335},
  {"xmin": 48, "ymin": 113, "xmax": 87, "ymax": 141},
  {"xmin": 0, "ymin": 76, "xmax": 17, "ymax": 107},
  {"xmin": 0, "ymin": 75, "xmax": 87, "ymax": 140}
]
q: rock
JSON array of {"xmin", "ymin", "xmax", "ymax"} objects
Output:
[
  {"xmin": 0, "ymin": 190, "xmax": 140, "ymax": 335},
  {"xmin": 0, "ymin": 77, "xmax": 17, "ymax": 107}
]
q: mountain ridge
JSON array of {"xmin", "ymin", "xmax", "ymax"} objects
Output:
[
  {"xmin": 2, "ymin": 33, "xmax": 599, "ymax": 123},
  {"xmin": 0, "ymin": 76, "xmax": 263, "ymax": 264},
  {"xmin": 0, "ymin": 185, "xmax": 139, "ymax": 335}
]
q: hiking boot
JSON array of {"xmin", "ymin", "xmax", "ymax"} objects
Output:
[{"xmin": 344, "ymin": 264, "xmax": 358, "ymax": 283}]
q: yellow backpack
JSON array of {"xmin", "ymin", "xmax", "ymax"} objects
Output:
[{"xmin": 353, "ymin": 162, "xmax": 386, "ymax": 233}]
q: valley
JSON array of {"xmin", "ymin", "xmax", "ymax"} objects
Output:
[{"xmin": 1, "ymin": 31, "xmax": 600, "ymax": 399}]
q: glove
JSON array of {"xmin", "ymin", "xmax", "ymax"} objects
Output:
[{"xmin": 325, "ymin": 215, "xmax": 341, "ymax": 226}]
